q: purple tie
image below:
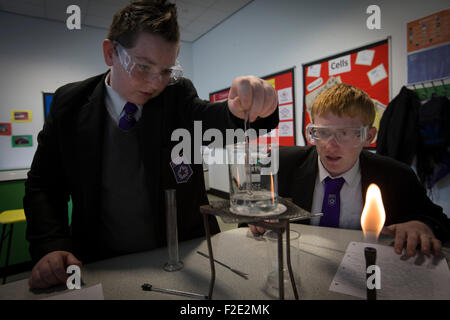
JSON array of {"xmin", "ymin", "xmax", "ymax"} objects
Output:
[
  {"xmin": 319, "ymin": 176, "xmax": 345, "ymax": 228},
  {"xmin": 119, "ymin": 102, "xmax": 138, "ymax": 131}
]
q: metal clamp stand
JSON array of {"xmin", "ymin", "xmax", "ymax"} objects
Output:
[{"xmin": 200, "ymin": 198, "xmax": 318, "ymax": 300}]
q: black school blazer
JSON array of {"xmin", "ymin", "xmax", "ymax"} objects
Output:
[
  {"xmin": 24, "ymin": 72, "xmax": 279, "ymax": 263},
  {"xmin": 278, "ymin": 146, "xmax": 449, "ymax": 241}
]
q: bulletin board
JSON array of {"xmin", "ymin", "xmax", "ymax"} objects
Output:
[
  {"xmin": 407, "ymin": 8, "xmax": 450, "ymax": 84},
  {"xmin": 302, "ymin": 38, "xmax": 391, "ymax": 148},
  {"xmin": 209, "ymin": 68, "xmax": 296, "ymax": 146}
]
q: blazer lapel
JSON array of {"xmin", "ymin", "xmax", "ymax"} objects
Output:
[
  {"xmin": 359, "ymin": 151, "xmax": 372, "ymax": 207},
  {"xmin": 74, "ymin": 75, "xmax": 107, "ymax": 218}
]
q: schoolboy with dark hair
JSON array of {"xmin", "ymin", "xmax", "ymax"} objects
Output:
[{"xmin": 25, "ymin": 0, "xmax": 279, "ymax": 289}]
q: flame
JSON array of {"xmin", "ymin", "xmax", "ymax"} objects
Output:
[
  {"xmin": 236, "ymin": 167, "xmax": 240, "ymax": 188},
  {"xmin": 360, "ymin": 184, "xmax": 386, "ymax": 242},
  {"xmin": 270, "ymin": 172, "xmax": 275, "ymax": 204}
]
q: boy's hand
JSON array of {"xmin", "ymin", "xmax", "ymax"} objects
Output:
[
  {"xmin": 228, "ymin": 76, "xmax": 278, "ymax": 122},
  {"xmin": 29, "ymin": 250, "xmax": 82, "ymax": 289},
  {"xmin": 382, "ymin": 220, "xmax": 442, "ymax": 257}
]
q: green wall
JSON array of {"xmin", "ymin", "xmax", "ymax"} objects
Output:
[
  {"xmin": 0, "ymin": 180, "xmax": 72, "ymax": 269},
  {"xmin": 0, "ymin": 180, "xmax": 29, "ymax": 267}
]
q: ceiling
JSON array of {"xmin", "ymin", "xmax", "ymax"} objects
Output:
[{"xmin": 0, "ymin": 0, "xmax": 253, "ymax": 42}]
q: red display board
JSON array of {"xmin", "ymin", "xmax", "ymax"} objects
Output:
[
  {"xmin": 209, "ymin": 68, "xmax": 296, "ymax": 146},
  {"xmin": 302, "ymin": 39, "xmax": 390, "ymax": 148},
  {"xmin": 0, "ymin": 123, "xmax": 12, "ymax": 136}
]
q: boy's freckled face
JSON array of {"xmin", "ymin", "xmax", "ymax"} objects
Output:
[{"xmin": 314, "ymin": 112, "xmax": 367, "ymax": 177}]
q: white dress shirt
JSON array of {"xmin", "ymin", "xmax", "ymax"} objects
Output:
[
  {"xmin": 310, "ymin": 157, "xmax": 364, "ymax": 229},
  {"xmin": 104, "ymin": 72, "xmax": 143, "ymax": 126}
]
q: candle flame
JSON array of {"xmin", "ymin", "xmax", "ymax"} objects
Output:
[
  {"xmin": 270, "ymin": 172, "xmax": 274, "ymax": 204},
  {"xmin": 360, "ymin": 184, "xmax": 386, "ymax": 242},
  {"xmin": 236, "ymin": 167, "xmax": 240, "ymax": 188}
]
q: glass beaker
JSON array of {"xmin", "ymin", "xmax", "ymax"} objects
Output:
[
  {"xmin": 263, "ymin": 230, "xmax": 301, "ymax": 299},
  {"xmin": 226, "ymin": 141, "xmax": 279, "ymax": 215}
]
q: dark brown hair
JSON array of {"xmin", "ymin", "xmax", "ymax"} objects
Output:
[{"xmin": 107, "ymin": 0, "xmax": 179, "ymax": 48}]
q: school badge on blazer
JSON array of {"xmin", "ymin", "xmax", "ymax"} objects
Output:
[{"xmin": 170, "ymin": 155, "xmax": 193, "ymax": 184}]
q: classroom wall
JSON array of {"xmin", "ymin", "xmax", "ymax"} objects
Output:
[
  {"xmin": 0, "ymin": 11, "xmax": 194, "ymax": 171},
  {"xmin": 192, "ymin": 0, "xmax": 450, "ymax": 216}
]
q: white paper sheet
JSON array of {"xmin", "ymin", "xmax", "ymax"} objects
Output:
[
  {"xmin": 355, "ymin": 50, "xmax": 375, "ymax": 66},
  {"xmin": 43, "ymin": 283, "xmax": 105, "ymax": 300},
  {"xmin": 307, "ymin": 64, "xmax": 321, "ymax": 77},
  {"xmin": 278, "ymin": 87, "xmax": 293, "ymax": 104},
  {"xmin": 367, "ymin": 63, "xmax": 387, "ymax": 86},
  {"xmin": 279, "ymin": 104, "xmax": 293, "ymax": 120},
  {"xmin": 330, "ymin": 242, "xmax": 450, "ymax": 300},
  {"xmin": 278, "ymin": 121, "xmax": 294, "ymax": 137},
  {"xmin": 328, "ymin": 55, "xmax": 351, "ymax": 76}
]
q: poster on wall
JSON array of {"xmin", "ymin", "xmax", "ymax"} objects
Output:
[
  {"xmin": 12, "ymin": 135, "xmax": 33, "ymax": 147},
  {"xmin": 302, "ymin": 38, "xmax": 391, "ymax": 148},
  {"xmin": 407, "ymin": 8, "xmax": 450, "ymax": 84},
  {"xmin": 11, "ymin": 110, "xmax": 32, "ymax": 123},
  {"xmin": 209, "ymin": 68, "xmax": 296, "ymax": 146},
  {"xmin": 0, "ymin": 123, "xmax": 12, "ymax": 136}
]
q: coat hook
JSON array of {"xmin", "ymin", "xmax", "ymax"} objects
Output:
[
  {"xmin": 412, "ymin": 84, "xmax": 421, "ymax": 99},
  {"xmin": 421, "ymin": 82, "xmax": 429, "ymax": 99},
  {"xmin": 431, "ymin": 81, "xmax": 437, "ymax": 97}
]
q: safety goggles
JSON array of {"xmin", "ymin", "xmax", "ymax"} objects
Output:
[
  {"xmin": 306, "ymin": 123, "xmax": 368, "ymax": 147},
  {"xmin": 113, "ymin": 41, "xmax": 183, "ymax": 86}
]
